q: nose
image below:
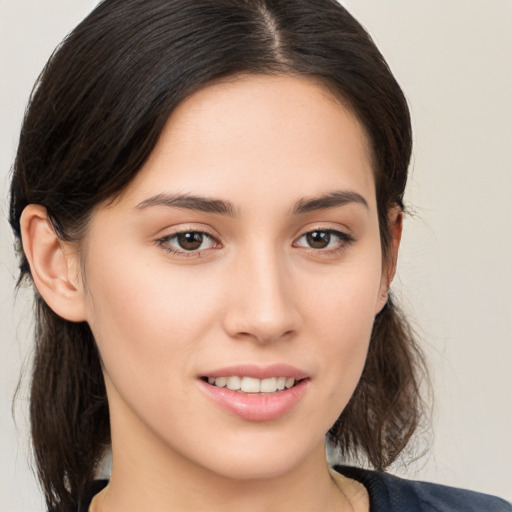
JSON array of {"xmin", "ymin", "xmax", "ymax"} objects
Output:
[{"xmin": 222, "ymin": 245, "xmax": 301, "ymax": 344}]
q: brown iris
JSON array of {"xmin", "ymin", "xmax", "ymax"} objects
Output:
[
  {"xmin": 176, "ymin": 232, "xmax": 204, "ymax": 251},
  {"xmin": 306, "ymin": 230, "xmax": 331, "ymax": 249}
]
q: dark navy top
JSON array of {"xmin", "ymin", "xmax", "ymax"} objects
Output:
[
  {"xmin": 77, "ymin": 466, "xmax": 511, "ymax": 511},
  {"xmin": 334, "ymin": 466, "xmax": 511, "ymax": 511}
]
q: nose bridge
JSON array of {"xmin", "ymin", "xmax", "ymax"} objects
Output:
[{"xmin": 223, "ymin": 240, "xmax": 299, "ymax": 343}]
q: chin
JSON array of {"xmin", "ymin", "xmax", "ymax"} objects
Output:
[
  {"xmin": 203, "ymin": 455, "xmax": 303, "ymax": 481},
  {"xmin": 189, "ymin": 432, "xmax": 325, "ymax": 481}
]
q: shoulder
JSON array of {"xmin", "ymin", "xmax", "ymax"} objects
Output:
[{"xmin": 333, "ymin": 465, "xmax": 511, "ymax": 512}]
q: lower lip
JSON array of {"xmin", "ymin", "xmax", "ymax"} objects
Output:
[{"xmin": 198, "ymin": 379, "xmax": 309, "ymax": 421}]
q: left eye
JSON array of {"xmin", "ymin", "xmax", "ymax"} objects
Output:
[
  {"xmin": 159, "ymin": 231, "xmax": 218, "ymax": 252},
  {"xmin": 295, "ymin": 229, "xmax": 352, "ymax": 250}
]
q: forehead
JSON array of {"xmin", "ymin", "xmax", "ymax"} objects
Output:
[{"xmin": 117, "ymin": 74, "xmax": 376, "ymax": 211}]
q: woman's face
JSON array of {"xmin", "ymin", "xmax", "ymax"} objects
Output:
[{"xmin": 80, "ymin": 74, "xmax": 392, "ymax": 480}]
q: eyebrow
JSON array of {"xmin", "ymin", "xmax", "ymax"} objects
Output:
[
  {"xmin": 136, "ymin": 193, "xmax": 236, "ymax": 216},
  {"xmin": 292, "ymin": 190, "xmax": 369, "ymax": 214},
  {"xmin": 135, "ymin": 189, "xmax": 368, "ymax": 216}
]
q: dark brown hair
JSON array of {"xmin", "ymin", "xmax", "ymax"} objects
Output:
[{"xmin": 9, "ymin": 0, "xmax": 426, "ymax": 510}]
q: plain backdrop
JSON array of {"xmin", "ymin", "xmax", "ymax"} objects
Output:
[{"xmin": 1, "ymin": 1, "xmax": 511, "ymax": 510}]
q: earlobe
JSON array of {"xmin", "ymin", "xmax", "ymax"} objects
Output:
[{"xmin": 20, "ymin": 205, "xmax": 87, "ymax": 322}]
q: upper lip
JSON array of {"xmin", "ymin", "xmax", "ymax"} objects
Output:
[{"xmin": 201, "ymin": 363, "xmax": 309, "ymax": 380}]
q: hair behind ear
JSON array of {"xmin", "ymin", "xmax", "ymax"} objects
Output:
[
  {"xmin": 30, "ymin": 297, "xmax": 109, "ymax": 511},
  {"xmin": 328, "ymin": 296, "xmax": 428, "ymax": 470}
]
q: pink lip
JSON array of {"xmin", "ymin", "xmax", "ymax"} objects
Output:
[
  {"xmin": 201, "ymin": 363, "xmax": 309, "ymax": 380},
  {"xmin": 198, "ymin": 378, "xmax": 309, "ymax": 421}
]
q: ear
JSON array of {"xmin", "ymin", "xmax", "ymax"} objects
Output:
[
  {"xmin": 375, "ymin": 205, "xmax": 403, "ymax": 314},
  {"xmin": 20, "ymin": 204, "xmax": 87, "ymax": 322}
]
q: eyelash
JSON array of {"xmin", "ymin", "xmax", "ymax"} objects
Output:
[{"xmin": 155, "ymin": 228, "xmax": 355, "ymax": 258}]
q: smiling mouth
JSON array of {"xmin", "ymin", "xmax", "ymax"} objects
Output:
[{"xmin": 201, "ymin": 376, "xmax": 305, "ymax": 394}]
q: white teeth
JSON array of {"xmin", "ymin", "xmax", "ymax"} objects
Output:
[
  {"xmin": 208, "ymin": 376, "xmax": 298, "ymax": 392},
  {"xmin": 214, "ymin": 376, "xmax": 228, "ymax": 388},
  {"xmin": 260, "ymin": 377, "xmax": 277, "ymax": 393},
  {"xmin": 241, "ymin": 376, "xmax": 260, "ymax": 393},
  {"xmin": 226, "ymin": 376, "xmax": 241, "ymax": 390},
  {"xmin": 285, "ymin": 377, "xmax": 295, "ymax": 389}
]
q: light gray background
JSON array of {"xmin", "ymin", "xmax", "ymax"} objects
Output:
[{"xmin": 1, "ymin": 1, "xmax": 511, "ymax": 510}]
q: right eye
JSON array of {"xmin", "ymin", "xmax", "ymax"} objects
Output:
[{"xmin": 156, "ymin": 230, "xmax": 220, "ymax": 255}]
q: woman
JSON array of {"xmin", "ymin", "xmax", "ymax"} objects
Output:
[{"xmin": 8, "ymin": 0, "xmax": 510, "ymax": 511}]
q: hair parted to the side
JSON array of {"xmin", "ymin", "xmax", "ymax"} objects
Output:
[{"xmin": 9, "ymin": 0, "xmax": 426, "ymax": 510}]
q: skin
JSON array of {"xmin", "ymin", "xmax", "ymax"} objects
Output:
[{"xmin": 21, "ymin": 74, "xmax": 401, "ymax": 511}]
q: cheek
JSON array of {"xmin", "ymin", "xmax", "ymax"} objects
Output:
[
  {"xmin": 301, "ymin": 249, "xmax": 383, "ymax": 407},
  {"xmin": 303, "ymin": 248, "xmax": 383, "ymax": 341},
  {"xmin": 82, "ymin": 245, "xmax": 221, "ymax": 393}
]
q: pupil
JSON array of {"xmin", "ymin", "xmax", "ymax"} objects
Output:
[
  {"xmin": 177, "ymin": 232, "xmax": 203, "ymax": 250},
  {"xmin": 307, "ymin": 231, "xmax": 330, "ymax": 249}
]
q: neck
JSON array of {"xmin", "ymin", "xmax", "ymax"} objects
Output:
[{"xmin": 92, "ymin": 438, "xmax": 363, "ymax": 512}]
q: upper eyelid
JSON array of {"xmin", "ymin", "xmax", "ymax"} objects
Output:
[
  {"xmin": 157, "ymin": 226, "xmax": 351, "ymax": 238},
  {"xmin": 295, "ymin": 226, "xmax": 354, "ymax": 240},
  {"xmin": 291, "ymin": 218, "xmax": 353, "ymax": 236},
  {"xmin": 156, "ymin": 225, "xmax": 220, "ymax": 241}
]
